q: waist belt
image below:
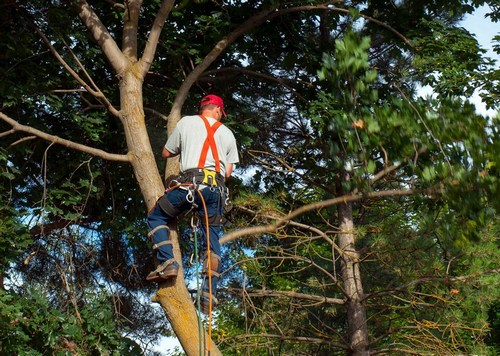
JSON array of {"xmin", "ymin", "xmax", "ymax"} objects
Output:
[{"xmin": 180, "ymin": 168, "xmax": 225, "ymax": 187}]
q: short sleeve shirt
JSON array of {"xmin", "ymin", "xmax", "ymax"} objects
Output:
[{"xmin": 165, "ymin": 115, "xmax": 239, "ymax": 177}]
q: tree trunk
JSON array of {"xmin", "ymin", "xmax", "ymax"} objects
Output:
[
  {"xmin": 338, "ymin": 201, "xmax": 370, "ymax": 355},
  {"xmin": 119, "ymin": 68, "xmax": 221, "ymax": 356},
  {"xmin": 337, "ymin": 174, "xmax": 370, "ymax": 355},
  {"xmin": 119, "ymin": 68, "xmax": 165, "ymax": 208}
]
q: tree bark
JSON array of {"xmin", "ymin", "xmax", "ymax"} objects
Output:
[
  {"xmin": 337, "ymin": 172, "xmax": 370, "ymax": 356},
  {"xmin": 338, "ymin": 201, "xmax": 370, "ymax": 355},
  {"xmin": 119, "ymin": 66, "xmax": 221, "ymax": 355}
]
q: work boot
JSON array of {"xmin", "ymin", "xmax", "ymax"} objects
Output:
[{"xmin": 146, "ymin": 260, "xmax": 179, "ymax": 282}]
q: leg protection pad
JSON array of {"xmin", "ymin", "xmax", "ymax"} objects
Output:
[
  {"xmin": 200, "ymin": 291, "xmax": 218, "ymax": 314},
  {"xmin": 158, "ymin": 195, "xmax": 181, "ymax": 217},
  {"xmin": 200, "ymin": 253, "xmax": 221, "ymax": 313},
  {"xmin": 147, "ymin": 225, "xmax": 174, "ymax": 261},
  {"xmin": 202, "ymin": 252, "xmax": 221, "ymax": 278}
]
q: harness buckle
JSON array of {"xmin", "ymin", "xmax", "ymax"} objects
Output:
[{"xmin": 202, "ymin": 168, "xmax": 218, "ymax": 186}]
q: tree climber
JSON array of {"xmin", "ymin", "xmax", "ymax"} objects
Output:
[{"xmin": 146, "ymin": 94, "xmax": 239, "ymax": 314}]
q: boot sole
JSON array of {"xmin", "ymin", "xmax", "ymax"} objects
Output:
[{"xmin": 146, "ymin": 267, "xmax": 179, "ymax": 282}]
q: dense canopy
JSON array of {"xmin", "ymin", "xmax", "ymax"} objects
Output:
[{"xmin": 1, "ymin": 0, "xmax": 499, "ymax": 355}]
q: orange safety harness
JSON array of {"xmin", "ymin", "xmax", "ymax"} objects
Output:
[{"xmin": 197, "ymin": 115, "xmax": 222, "ymax": 173}]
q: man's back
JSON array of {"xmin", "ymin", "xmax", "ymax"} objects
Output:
[{"xmin": 166, "ymin": 114, "xmax": 238, "ymax": 177}]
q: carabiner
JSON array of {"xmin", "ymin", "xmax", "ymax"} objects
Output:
[
  {"xmin": 186, "ymin": 188, "xmax": 194, "ymax": 204},
  {"xmin": 225, "ymin": 187, "xmax": 230, "ymax": 206}
]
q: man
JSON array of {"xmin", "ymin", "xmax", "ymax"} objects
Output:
[{"xmin": 146, "ymin": 94, "xmax": 239, "ymax": 314}]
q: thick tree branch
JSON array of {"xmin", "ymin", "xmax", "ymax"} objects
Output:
[
  {"xmin": 122, "ymin": 0, "xmax": 140, "ymax": 61},
  {"xmin": 140, "ymin": 0, "xmax": 176, "ymax": 77},
  {"xmin": 0, "ymin": 112, "xmax": 131, "ymax": 162},
  {"xmin": 170, "ymin": 2, "xmax": 411, "ymax": 120},
  {"xmin": 75, "ymin": 0, "xmax": 128, "ymax": 74}
]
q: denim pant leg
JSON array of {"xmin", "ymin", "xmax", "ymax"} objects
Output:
[
  {"xmin": 147, "ymin": 203, "xmax": 174, "ymax": 262},
  {"xmin": 147, "ymin": 188, "xmax": 192, "ymax": 262},
  {"xmin": 196, "ymin": 187, "xmax": 224, "ymax": 297}
]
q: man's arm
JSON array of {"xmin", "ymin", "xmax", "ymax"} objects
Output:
[
  {"xmin": 162, "ymin": 147, "xmax": 178, "ymax": 158},
  {"xmin": 225, "ymin": 163, "xmax": 233, "ymax": 178}
]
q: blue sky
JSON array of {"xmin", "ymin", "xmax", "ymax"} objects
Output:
[
  {"xmin": 418, "ymin": 5, "xmax": 499, "ymax": 116},
  {"xmin": 461, "ymin": 5, "xmax": 499, "ymax": 61},
  {"xmin": 461, "ymin": 5, "xmax": 498, "ymax": 116}
]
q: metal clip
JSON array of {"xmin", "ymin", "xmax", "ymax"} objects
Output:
[
  {"xmin": 186, "ymin": 188, "xmax": 194, "ymax": 204},
  {"xmin": 225, "ymin": 187, "xmax": 230, "ymax": 206}
]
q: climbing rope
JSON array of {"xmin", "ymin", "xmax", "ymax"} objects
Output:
[
  {"xmin": 195, "ymin": 190, "xmax": 213, "ymax": 354},
  {"xmin": 191, "ymin": 214, "xmax": 204, "ymax": 356}
]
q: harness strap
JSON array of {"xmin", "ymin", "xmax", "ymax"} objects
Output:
[
  {"xmin": 152, "ymin": 240, "xmax": 172, "ymax": 250},
  {"xmin": 152, "ymin": 258, "xmax": 176, "ymax": 274},
  {"xmin": 158, "ymin": 195, "xmax": 183, "ymax": 217},
  {"xmin": 147, "ymin": 225, "xmax": 169, "ymax": 238},
  {"xmin": 198, "ymin": 115, "xmax": 222, "ymax": 173},
  {"xmin": 207, "ymin": 214, "xmax": 226, "ymax": 225}
]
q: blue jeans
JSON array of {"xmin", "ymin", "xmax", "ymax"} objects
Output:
[{"xmin": 147, "ymin": 186, "xmax": 224, "ymax": 295}]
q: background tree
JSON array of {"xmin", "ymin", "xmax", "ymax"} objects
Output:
[
  {"xmin": 1, "ymin": 0, "xmax": 498, "ymax": 355},
  {"xmin": 216, "ymin": 29, "xmax": 498, "ymax": 354}
]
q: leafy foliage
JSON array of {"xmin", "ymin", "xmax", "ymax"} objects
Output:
[
  {"xmin": 0, "ymin": 288, "xmax": 142, "ymax": 355},
  {"xmin": 0, "ymin": 0, "xmax": 498, "ymax": 354}
]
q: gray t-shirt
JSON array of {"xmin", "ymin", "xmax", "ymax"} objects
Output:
[{"xmin": 165, "ymin": 115, "xmax": 239, "ymax": 177}]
